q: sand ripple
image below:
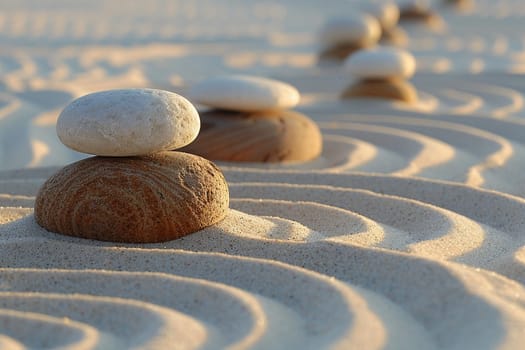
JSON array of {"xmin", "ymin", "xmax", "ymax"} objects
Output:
[{"xmin": 2, "ymin": 169, "xmax": 525, "ymax": 348}]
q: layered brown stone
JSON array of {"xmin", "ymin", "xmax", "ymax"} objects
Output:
[
  {"xmin": 443, "ymin": 0, "xmax": 473, "ymax": 10},
  {"xmin": 380, "ymin": 27, "xmax": 408, "ymax": 46},
  {"xmin": 319, "ymin": 42, "xmax": 369, "ymax": 62},
  {"xmin": 399, "ymin": 6, "xmax": 443, "ymax": 28},
  {"xmin": 35, "ymin": 152, "xmax": 229, "ymax": 243},
  {"xmin": 341, "ymin": 78, "xmax": 418, "ymax": 104},
  {"xmin": 180, "ymin": 110, "xmax": 323, "ymax": 163}
]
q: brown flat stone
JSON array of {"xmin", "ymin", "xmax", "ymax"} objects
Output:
[
  {"xmin": 399, "ymin": 7, "xmax": 444, "ymax": 29},
  {"xmin": 341, "ymin": 78, "xmax": 418, "ymax": 104},
  {"xmin": 180, "ymin": 110, "xmax": 323, "ymax": 163},
  {"xmin": 319, "ymin": 42, "xmax": 368, "ymax": 63},
  {"xmin": 34, "ymin": 152, "xmax": 229, "ymax": 243},
  {"xmin": 380, "ymin": 27, "xmax": 409, "ymax": 46},
  {"xmin": 442, "ymin": 0, "xmax": 474, "ymax": 11}
]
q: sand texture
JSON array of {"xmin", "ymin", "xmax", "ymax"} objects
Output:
[{"xmin": 3, "ymin": 0, "xmax": 525, "ymax": 348}]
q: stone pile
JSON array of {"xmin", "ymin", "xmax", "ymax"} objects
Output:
[
  {"xmin": 182, "ymin": 75, "xmax": 323, "ymax": 163},
  {"xmin": 318, "ymin": 14, "xmax": 381, "ymax": 62},
  {"xmin": 398, "ymin": 0, "xmax": 444, "ymax": 29},
  {"xmin": 35, "ymin": 89, "xmax": 229, "ymax": 243},
  {"xmin": 361, "ymin": 2, "xmax": 407, "ymax": 45},
  {"xmin": 342, "ymin": 47, "xmax": 418, "ymax": 103}
]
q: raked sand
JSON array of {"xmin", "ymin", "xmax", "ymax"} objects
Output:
[{"xmin": 3, "ymin": 0, "xmax": 525, "ymax": 348}]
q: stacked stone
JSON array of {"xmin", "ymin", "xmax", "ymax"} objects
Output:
[
  {"xmin": 342, "ymin": 47, "xmax": 418, "ymax": 103},
  {"xmin": 35, "ymin": 89, "xmax": 229, "ymax": 243},
  {"xmin": 442, "ymin": 0, "xmax": 473, "ymax": 10},
  {"xmin": 181, "ymin": 75, "xmax": 322, "ymax": 163},
  {"xmin": 360, "ymin": 2, "xmax": 408, "ymax": 46},
  {"xmin": 398, "ymin": 0, "xmax": 444, "ymax": 29},
  {"xmin": 318, "ymin": 14, "xmax": 381, "ymax": 63}
]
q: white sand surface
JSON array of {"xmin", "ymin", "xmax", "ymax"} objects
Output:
[{"xmin": 3, "ymin": 0, "xmax": 525, "ymax": 348}]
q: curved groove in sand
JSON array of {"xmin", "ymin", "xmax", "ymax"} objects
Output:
[
  {"xmin": 0, "ymin": 268, "xmax": 277, "ymax": 349},
  {"xmin": 223, "ymin": 171, "xmax": 522, "ymax": 268},
  {"xmin": 0, "ymin": 308, "xmax": 101, "ymax": 349},
  {"xmin": 2, "ymin": 238, "xmax": 525, "ymax": 349},
  {"xmin": 0, "ymin": 94, "xmax": 22, "ymax": 121},
  {"xmin": 222, "ymin": 170, "xmax": 525, "ymax": 236},
  {"xmin": 435, "ymin": 89, "xmax": 484, "ymax": 114},
  {"xmin": 0, "ymin": 292, "xmax": 207, "ymax": 349},
  {"xmin": 231, "ymin": 198, "xmax": 386, "ymax": 245},
  {"xmin": 321, "ymin": 122, "xmax": 456, "ymax": 176},
  {"xmin": 229, "ymin": 182, "xmax": 491, "ymax": 260},
  {"xmin": 448, "ymin": 82, "xmax": 524, "ymax": 118},
  {"xmin": 324, "ymin": 116, "xmax": 513, "ymax": 186},
  {"xmin": 0, "ymin": 242, "xmax": 394, "ymax": 350},
  {"xmin": 321, "ymin": 134, "xmax": 378, "ymax": 171}
]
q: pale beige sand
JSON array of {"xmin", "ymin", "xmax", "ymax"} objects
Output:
[{"xmin": 3, "ymin": 0, "xmax": 525, "ymax": 349}]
